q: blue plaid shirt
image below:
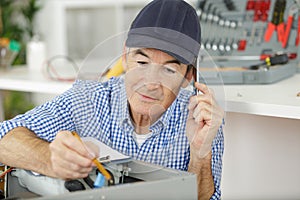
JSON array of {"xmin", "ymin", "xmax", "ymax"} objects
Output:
[{"xmin": 0, "ymin": 77, "xmax": 224, "ymax": 199}]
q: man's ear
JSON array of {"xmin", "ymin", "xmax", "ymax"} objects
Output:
[
  {"xmin": 122, "ymin": 45, "xmax": 128, "ymax": 71},
  {"xmin": 181, "ymin": 66, "xmax": 195, "ymax": 88}
]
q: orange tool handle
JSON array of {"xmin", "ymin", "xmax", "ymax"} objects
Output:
[{"xmin": 0, "ymin": 167, "xmax": 14, "ymax": 179}]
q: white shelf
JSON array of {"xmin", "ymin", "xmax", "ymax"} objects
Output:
[{"xmin": 224, "ymin": 74, "xmax": 300, "ymax": 119}]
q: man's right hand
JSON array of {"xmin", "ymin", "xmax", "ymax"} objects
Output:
[{"xmin": 49, "ymin": 131, "xmax": 94, "ymax": 179}]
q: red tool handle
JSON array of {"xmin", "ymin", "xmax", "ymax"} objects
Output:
[
  {"xmin": 264, "ymin": 22, "xmax": 276, "ymax": 42},
  {"xmin": 246, "ymin": 0, "xmax": 256, "ymax": 10},
  {"xmin": 296, "ymin": 16, "xmax": 300, "ymax": 46},
  {"xmin": 282, "ymin": 16, "xmax": 293, "ymax": 48}
]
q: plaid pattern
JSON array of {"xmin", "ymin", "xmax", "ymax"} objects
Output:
[{"xmin": 0, "ymin": 77, "xmax": 224, "ymax": 199}]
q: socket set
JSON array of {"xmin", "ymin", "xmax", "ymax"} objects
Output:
[{"xmin": 196, "ymin": 0, "xmax": 300, "ymax": 84}]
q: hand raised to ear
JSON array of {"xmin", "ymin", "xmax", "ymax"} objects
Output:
[{"xmin": 186, "ymin": 82, "xmax": 224, "ymax": 159}]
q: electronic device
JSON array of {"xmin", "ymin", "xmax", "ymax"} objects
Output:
[{"xmin": 6, "ymin": 159, "xmax": 197, "ymax": 200}]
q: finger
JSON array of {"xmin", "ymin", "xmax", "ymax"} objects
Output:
[
  {"xmin": 56, "ymin": 157, "xmax": 93, "ymax": 174},
  {"xmin": 192, "ymin": 101, "xmax": 205, "ymax": 119},
  {"xmin": 50, "ymin": 157, "xmax": 92, "ymax": 180},
  {"xmin": 189, "ymin": 90, "xmax": 215, "ymax": 110},
  {"xmin": 51, "ymin": 140, "xmax": 94, "ymax": 166},
  {"xmin": 195, "ymin": 82, "xmax": 210, "ymax": 95},
  {"xmin": 189, "ymin": 95, "xmax": 213, "ymax": 113},
  {"xmin": 54, "ymin": 166, "xmax": 90, "ymax": 180},
  {"xmin": 49, "ymin": 132, "xmax": 96, "ymax": 179},
  {"xmin": 188, "ymin": 96, "xmax": 198, "ymax": 110},
  {"xmin": 58, "ymin": 131, "xmax": 95, "ymax": 159},
  {"xmin": 193, "ymin": 103, "xmax": 211, "ymax": 119},
  {"xmin": 54, "ymin": 159, "xmax": 92, "ymax": 178},
  {"xmin": 50, "ymin": 148, "xmax": 93, "ymax": 179},
  {"xmin": 64, "ymin": 147, "xmax": 94, "ymax": 167}
]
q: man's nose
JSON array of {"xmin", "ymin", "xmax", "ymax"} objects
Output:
[
  {"xmin": 145, "ymin": 64, "xmax": 161, "ymax": 90},
  {"xmin": 145, "ymin": 82, "xmax": 160, "ymax": 90}
]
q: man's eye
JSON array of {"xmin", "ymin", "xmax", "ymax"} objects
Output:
[
  {"xmin": 163, "ymin": 66, "xmax": 176, "ymax": 74},
  {"xmin": 137, "ymin": 61, "xmax": 148, "ymax": 65}
]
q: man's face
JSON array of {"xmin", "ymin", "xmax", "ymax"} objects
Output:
[{"xmin": 124, "ymin": 48, "xmax": 191, "ymax": 118}]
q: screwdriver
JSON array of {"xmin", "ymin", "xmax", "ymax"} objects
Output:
[
  {"xmin": 248, "ymin": 53, "xmax": 289, "ymax": 69},
  {"xmin": 71, "ymin": 131, "xmax": 113, "ymax": 184},
  {"xmin": 264, "ymin": 53, "xmax": 289, "ymax": 66},
  {"xmin": 202, "ymin": 52, "xmax": 297, "ymax": 61}
]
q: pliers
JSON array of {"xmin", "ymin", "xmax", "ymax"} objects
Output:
[
  {"xmin": 282, "ymin": 4, "xmax": 299, "ymax": 48},
  {"xmin": 264, "ymin": 0, "xmax": 286, "ymax": 42}
]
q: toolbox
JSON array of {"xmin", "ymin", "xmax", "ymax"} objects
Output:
[{"xmin": 196, "ymin": 0, "xmax": 300, "ymax": 84}]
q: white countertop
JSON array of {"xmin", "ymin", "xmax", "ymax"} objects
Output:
[{"xmin": 1, "ymin": 66, "xmax": 299, "ymax": 119}]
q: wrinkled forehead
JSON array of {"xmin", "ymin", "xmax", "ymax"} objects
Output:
[{"xmin": 126, "ymin": 48, "xmax": 183, "ymax": 64}]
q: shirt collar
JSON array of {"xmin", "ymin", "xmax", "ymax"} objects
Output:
[{"xmin": 117, "ymin": 77, "xmax": 131, "ymax": 126}]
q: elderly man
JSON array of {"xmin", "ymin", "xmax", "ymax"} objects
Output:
[{"xmin": 0, "ymin": 0, "xmax": 224, "ymax": 199}]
